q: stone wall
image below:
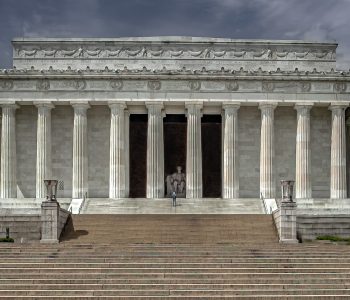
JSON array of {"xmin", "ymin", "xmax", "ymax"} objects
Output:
[
  {"xmin": 311, "ymin": 107, "xmax": 331, "ymax": 198},
  {"xmin": 275, "ymin": 107, "xmax": 297, "ymax": 197},
  {"xmin": 238, "ymin": 106, "xmax": 260, "ymax": 197},
  {"xmin": 87, "ymin": 106, "xmax": 109, "ymax": 198},
  {"xmin": 51, "ymin": 106, "xmax": 74, "ymax": 198},
  {"xmin": 16, "ymin": 106, "xmax": 36, "ymax": 198}
]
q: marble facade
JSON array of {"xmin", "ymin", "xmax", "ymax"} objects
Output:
[{"xmin": 0, "ymin": 37, "xmax": 349, "ymax": 201}]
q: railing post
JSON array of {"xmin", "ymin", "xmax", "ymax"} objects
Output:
[{"xmin": 40, "ymin": 200, "xmax": 60, "ymax": 243}]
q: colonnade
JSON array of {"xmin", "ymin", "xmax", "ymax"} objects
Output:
[{"xmin": 0, "ymin": 101, "xmax": 348, "ymax": 200}]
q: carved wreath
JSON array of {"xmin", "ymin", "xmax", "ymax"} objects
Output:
[
  {"xmin": 110, "ymin": 79, "xmax": 123, "ymax": 90},
  {"xmin": 70, "ymin": 79, "xmax": 86, "ymax": 90},
  {"xmin": 226, "ymin": 81, "xmax": 239, "ymax": 91},
  {"xmin": 0, "ymin": 80, "xmax": 14, "ymax": 90},
  {"xmin": 334, "ymin": 82, "xmax": 347, "ymax": 93},
  {"xmin": 147, "ymin": 80, "xmax": 161, "ymax": 91},
  {"xmin": 188, "ymin": 80, "xmax": 201, "ymax": 91},
  {"xmin": 262, "ymin": 81, "xmax": 274, "ymax": 92},
  {"xmin": 36, "ymin": 79, "xmax": 50, "ymax": 91}
]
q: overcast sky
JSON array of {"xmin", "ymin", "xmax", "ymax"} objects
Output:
[{"xmin": 1, "ymin": 0, "xmax": 349, "ymax": 69}]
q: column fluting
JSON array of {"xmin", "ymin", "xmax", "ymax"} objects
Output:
[
  {"xmin": 259, "ymin": 103, "xmax": 277, "ymax": 199},
  {"xmin": 222, "ymin": 103, "xmax": 240, "ymax": 199},
  {"xmin": 109, "ymin": 102, "xmax": 127, "ymax": 198},
  {"xmin": 186, "ymin": 103, "xmax": 203, "ymax": 198},
  {"xmin": 295, "ymin": 104, "xmax": 312, "ymax": 199},
  {"xmin": 0, "ymin": 104, "xmax": 18, "ymax": 198},
  {"xmin": 35, "ymin": 102, "xmax": 54, "ymax": 198},
  {"xmin": 72, "ymin": 102, "xmax": 90, "ymax": 199},
  {"xmin": 329, "ymin": 104, "xmax": 347, "ymax": 199},
  {"xmin": 146, "ymin": 102, "xmax": 164, "ymax": 198}
]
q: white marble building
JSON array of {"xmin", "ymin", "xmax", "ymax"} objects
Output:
[{"xmin": 0, "ymin": 37, "xmax": 349, "ymax": 204}]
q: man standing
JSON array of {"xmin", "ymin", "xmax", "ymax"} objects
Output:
[{"xmin": 172, "ymin": 191, "xmax": 177, "ymax": 207}]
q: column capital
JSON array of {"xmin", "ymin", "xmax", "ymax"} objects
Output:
[
  {"xmin": 294, "ymin": 102, "xmax": 314, "ymax": 109},
  {"xmin": 258, "ymin": 102, "xmax": 278, "ymax": 111},
  {"xmin": 108, "ymin": 101, "xmax": 127, "ymax": 110},
  {"xmin": 34, "ymin": 101, "xmax": 55, "ymax": 109},
  {"xmin": 185, "ymin": 102, "xmax": 203, "ymax": 116},
  {"xmin": 329, "ymin": 102, "xmax": 349, "ymax": 111},
  {"xmin": 0, "ymin": 102, "xmax": 19, "ymax": 110},
  {"xmin": 71, "ymin": 102, "xmax": 90, "ymax": 116},
  {"xmin": 146, "ymin": 102, "xmax": 164, "ymax": 117},
  {"xmin": 222, "ymin": 102, "xmax": 240, "ymax": 112}
]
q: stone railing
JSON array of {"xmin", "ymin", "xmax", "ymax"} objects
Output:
[
  {"xmin": 40, "ymin": 200, "xmax": 71, "ymax": 244},
  {"xmin": 272, "ymin": 201, "xmax": 298, "ymax": 244}
]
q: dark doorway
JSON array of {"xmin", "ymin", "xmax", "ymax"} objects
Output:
[
  {"xmin": 202, "ymin": 115, "xmax": 222, "ymax": 198},
  {"xmin": 129, "ymin": 114, "xmax": 147, "ymax": 198},
  {"xmin": 164, "ymin": 115, "xmax": 187, "ymax": 196}
]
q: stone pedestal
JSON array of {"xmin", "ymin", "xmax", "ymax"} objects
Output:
[
  {"xmin": 222, "ymin": 103, "xmax": 240, "ymax": 199},
  {"xmin": 329, "ymin": 104, "xmax": 347, "ymax": 199},
  {"xmin": 295, "ymin": 104, "xmax": 312, "ymax": 199},
  {"xmin": 109, "ymin": 102, "xmax": 127, "ymax": 198},
  {"xmin": 186, "ymin": 103, "xmax": 203, "ymax": 198},
  {"xmin": 259, "ymin": 103, "xmax": 277, "ymax": 199},
  {"xmin": 0, "ymin": 103, "xmax": 18, "ymax": 198},
  {"xmin": 146, "ymin": 102, "xmax": 164, "ymax": 198},
  {"xmin": 35, "ymin": 102, "xmax": 54, "ymax": 198},
  {"xmin": 72, "ymin": 102, "xmax": 90, "ymax": 199},
  {"xmin": 40, "ymin": 200, "xmax": 60, "ymax": 244},
  {"xmin": 278, "ymin": 201, "xmax": 298, "ymax": 244}
]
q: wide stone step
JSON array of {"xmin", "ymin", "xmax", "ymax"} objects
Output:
[{"xmin": 1, "ymin": 288, "xmax": 350, "ymax": 296}]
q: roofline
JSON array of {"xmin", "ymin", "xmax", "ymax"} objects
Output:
[{"xmin": 11, "ymin": 36, "xmax": 338, "ymax": 47}]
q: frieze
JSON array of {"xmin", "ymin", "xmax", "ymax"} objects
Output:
[
  {"xmin": 14, "ymin": 46, "xmax": 336, "ymax": 61},
  {"xmin": 1, "ymin": 76, "xmax": 350, "ymax": 95}
]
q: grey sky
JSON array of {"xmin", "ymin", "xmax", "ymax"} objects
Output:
[{"xmin": 0, "ymin": 0, "xmax": 349, "ymax": 69}]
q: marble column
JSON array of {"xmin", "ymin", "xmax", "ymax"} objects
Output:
[
  {"xmin": 72, "ymin": 102, "xmax": 90, "ymax": 199},
  {"xmin": 0, "ymin": 103, "xmax": 18, "ymax": 198},
  {"xmin": 222, "ymin": 103, "xmax": 240, "ymax": 199},
  {"xmin": 259, "ymin": 103, "xmax": 277, "ymax": 199},
  {"xmin": 109, "ymin": 102, "xmax": 127, "ymax": 198},
  {"xmin": 346, "ymin": 117, "xmax": 350, "ymax": 197},
  {"xmin": 186, "ymin": 102, "xmax": 203, "ymax": 198},
  {"xmin": 124, "ymin": 110, "xmax": 130, "ymax": 197},
  {"xmin": 35, "ymin": 102, "xmax": 54, "ymax": 198},
  {"xmin": 295, "ymin": 104, "xmax": 312, "ymax": 199},
  {"xmin": 329, "ymin": 104, "xmax": 348, "ymax": 199},
  {"xmin": 146, "ymin": 102, "xmax": 164, "ymax": 198}
]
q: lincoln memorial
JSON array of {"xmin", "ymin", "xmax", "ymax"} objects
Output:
[{"xmin": 0, "ymin": 37, "xmax": 349, "ymax": 206}]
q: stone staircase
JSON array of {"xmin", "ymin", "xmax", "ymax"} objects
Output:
[
  {"xmin": 0, "ymin": 214, "xmax": 349, "ymax": 298},
  {"xmin": 61, "ymin": 214, "xmax": 277, "ymax": 244},
  {"xmin": 0, "ymin": 243, "xmax": 350, "ymax": 298},
  {"xmin": 82, "ymin": 198, "xmax": 264, "ymax": 214}
]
